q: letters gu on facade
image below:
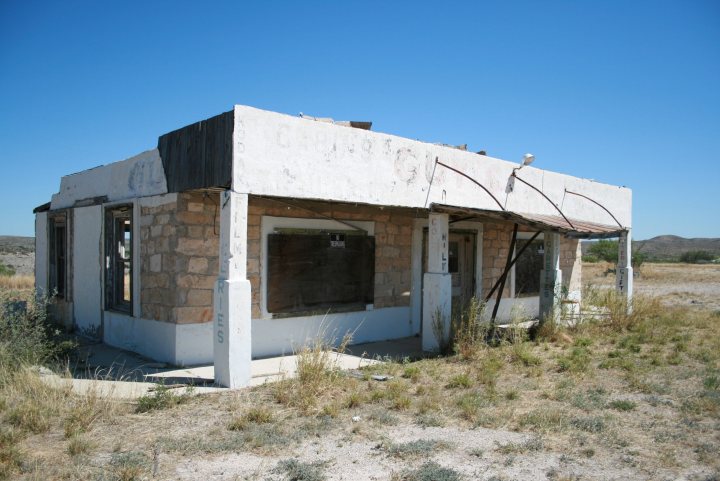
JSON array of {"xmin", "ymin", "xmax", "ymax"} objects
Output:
[{"xmin": 34, "ymin": 105, "xmax": 633, "ymax": 388}]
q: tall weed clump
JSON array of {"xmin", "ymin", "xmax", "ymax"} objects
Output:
[
  {"xmin": 274, "ymin": 327, "xmax": 353, "ymax": 414},
  {"xmin": 0, "ymin": 289, "xmax": 55, "ymax": 369},
  {"xmin": 452, "ymin": 297, "xmax": 488, "ymax": 360},
  {"xmin": 584, "ymin": 288, "xmax": 662, "ymax": 332}
]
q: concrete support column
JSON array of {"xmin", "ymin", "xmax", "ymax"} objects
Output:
[
  {"xmin": 539, "ymin": 231, "xmax": 562, "ymax": 323},
  {"xmin": 422, "ymin": 213, "xmax": 452, "ymax": 351},
  {"xmin": 616, "ymin": 230, "xmax": 633, "ymax": 306},
  {"xmin": 214, "ymin": 191, "xmax": 252, "ymax": 388}
]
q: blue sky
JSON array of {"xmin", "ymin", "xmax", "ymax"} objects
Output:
[{"xmin": 1, "ymin": 1, "xmax": 718, "ymax": 239}]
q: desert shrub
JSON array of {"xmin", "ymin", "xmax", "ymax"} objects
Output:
[
  {"xmin": 273, "ymin": 330, "xmax": 352, "ymax": 414},
  {"xmin": 0, "ymin": 427, "xmax": 24, "ymax": 480},
  {"xmin": 452, "ymin": 297, "xmax": 488, "ymax": 360},
  {"xmin": 0, "ymin": 262, "xmax": 15, "ymax": 277},
  {"xmin": 447, "ymin": 372, "xmax": 472, "ymax": 389},
  {"xmin": 586, "ymin": 240, "xmax": 618, "ymax": 264},
  {"xmin": 136, "ymin": 384, "xmax": 190, "ymax": 413},
  {"xmin": 679, "ymin": 250, "xmax": 716, "ymax": 263},
  {"xmin": 0, "ymin": 290, "xmax": 56, "ymax": 368},
  {"xmin": 275, "ymin": 459, "xmax": 327, "ymax": 481},
  {"xmin": 383, "ymin": 439, "xmax": 449, "ymax": 458},
  {"xmin": 394, "ymin": 461, "xmax": 462, "ymax": 481}
]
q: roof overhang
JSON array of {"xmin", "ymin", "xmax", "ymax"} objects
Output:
[{"xmin": 432, "ymin": 204, "xmax": 626, "ymax": 239}]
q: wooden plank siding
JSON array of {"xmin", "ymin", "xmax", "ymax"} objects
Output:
[{"xmin": 157, "ymin": 110, "xmax": 233, "ymax": 193}]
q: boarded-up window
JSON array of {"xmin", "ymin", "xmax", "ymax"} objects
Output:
[
  {"xmin": 515, "ymin": 240, "xmax": 543, "ymax": 297},
  {"xmin": 267, "ymin": 232, "xmax": 374, "ymax": 315}
]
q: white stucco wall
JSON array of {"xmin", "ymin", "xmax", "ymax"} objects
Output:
[
  {"xmin": 34, "ymin": 212, "xmax": 48, "ymax": 295},
  {"xmin": 72, "ymin": 205, "xmax": 103, "ymax": 335},
  {"xmin": 252, "ymin": 307, "xmax": 413, "ymax": 359},
  {"xmin": 104, "ymin": 312, "xmax": 213, "ymax": 366},
  {"xmin": 50, "ymin": 149, "xmax": 167, "ymax": 210},
  {"xmin": 232, "ymin": 105, "xmax": 632, "ymax": 229}
]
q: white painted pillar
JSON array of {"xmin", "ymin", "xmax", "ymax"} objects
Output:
[
  {"xmin": 422, "ymin": 213, "xmax": 452, "ymax": 351},
  {"xmin": 616, "ymin": 230, "xmax": 633, "ymax": 306},
  {"xmin": 539, "ymin": 231, "xmax": 562, "ymax": 323},
  {"xmin": 214, "ymin": 191, "xmax": 252, "ymax": 388}
]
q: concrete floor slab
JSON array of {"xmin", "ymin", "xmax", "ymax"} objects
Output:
[{"xmin": 47, "ymin": 336, "xmax": 418, "ymax": 399}]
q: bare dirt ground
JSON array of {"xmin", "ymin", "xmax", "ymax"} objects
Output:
[
  {"xmin": 584, "ymin": 262, "xmax": 720, "ymax": 312},
  {"xmin": 3, "ymin": 263, "xmax": 720, "ymax": 481},
  {"xmin": 0, "ymin": 253, "xmax": 34, "ymax": 276}
]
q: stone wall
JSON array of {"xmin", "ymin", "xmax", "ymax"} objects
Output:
[
  {"xmin": 140, "ymin": 192, "xmax": 219, "ymax": 324},
  {"xmin": 482, "ymin": 224, "xmax": 582, "ymax": 299},
  {"xmin": 247, "ymin": 197, "xmax": 415, "ymax": 318},
  {"xmin": 481, "ymin": 223, "xmax": 514, "ymax": 298},
  {"xmin": 560, "ymin": 237, "xmax": 582, "ymax": 295}
]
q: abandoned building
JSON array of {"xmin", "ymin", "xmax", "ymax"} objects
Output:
[{"xmin": 34, "ymin": 105, "xmax": 633, "ymax": 387}]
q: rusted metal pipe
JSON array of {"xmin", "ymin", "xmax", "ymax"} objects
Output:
[
  {"xmin": 511, "ymin": 172, "xmax": 575, "ymax": 229},
  {"xmin": 436, "ymin": 160, "xmax": 506, "ymax": 211},
  {"xmin": 484, "ymin": 230, "xmax": 541, "ymax": 302},
  {"xmin": 564, "ymin": 189, "xmax": 623, "ymax": 228},
  {"xmin": 490, "ymin": 223, "xmax": 518, "ymax": 325}
]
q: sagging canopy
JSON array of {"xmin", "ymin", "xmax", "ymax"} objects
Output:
[{"xmin": 432, "ymin": 204, "xmax": 626, "ymax": 239}]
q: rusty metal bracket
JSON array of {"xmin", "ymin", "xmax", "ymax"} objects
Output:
[
  {"xmin": 436, "ymin": 159, "xmax": 506, "ymax": 211},
  {"xmin": 511, "ymin": 172, "xmax": 575, "ymax": 229},
  {"xmin": 484, "ymin": 230, "xmax": 542, "ymax": 303},
  {"xmin": 490, "ymin": 223, "xmax": 518, "ymax": 325},
  {"xmin": 564, "ymin": 189, "xmax": 623, "ymax": 228}
]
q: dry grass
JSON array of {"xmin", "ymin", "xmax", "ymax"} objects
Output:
[
  {"xmin": 0, "ymin": 275, "xmax": 34, "ymax": 291},
  {"xmin": 3, "ymin": 273, "xmax": 720, "ymax": 479}
]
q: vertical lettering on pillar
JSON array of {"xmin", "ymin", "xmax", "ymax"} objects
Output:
[
  {"xmin": 219, "ymin": 191, "xmax": 231, "ymax": 280},
  {"xmin": 441, "ymin": 232, "xmax": 447, "ymax": 272},
  {"xmin": 617, "ymin": 234, "xmax": 627, "ymax": 294}
]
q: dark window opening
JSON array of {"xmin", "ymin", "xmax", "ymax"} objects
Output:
[
  {"xmin": 515, "ymin": 239, "xmax": 544, "ymax": 297},
  {"xmin": 49, "ymin": 216, "xmax": 67, "ymax": 298},
  {"xmin": 105, "ymin": 206, "xmax": 133, "ymax": 314},
  {"xmin": 448, "ymin": 241, "xmax": 459, "ymax": 273},
  {"xmin": 267, "ymin": 231, "xmax": 375, "ymax": 315}
]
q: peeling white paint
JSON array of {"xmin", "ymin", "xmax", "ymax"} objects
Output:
[
  {"xmin": 51, "ymin": 149, "xmax": 167, "ymax": 210},
  {"xmin": 232, "ymin": 105, "xmax": 632, "ymax": 228}
]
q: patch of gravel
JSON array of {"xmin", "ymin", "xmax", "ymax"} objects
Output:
[{"xmin": 167, "ymin": 420, "xmax": 713, "ymax": 481}]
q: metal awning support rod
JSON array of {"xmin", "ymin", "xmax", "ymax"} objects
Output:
[
  {"xmin": 564, "ymin": 189, "xmax": 623, "ymax": 229},
  {"xmin": 484, "ymin": 230, "xmax": 542, "ymax": 302},
  {"xmin": 436, "ymin": 159, "xmax": 506, "ymax": 211},
  {"xmin": 511, "ymin": 172, "xmax": 575, "ymax": 229},
  {"xmin": 490, "ymin": 223, "xmax": 518, "ymax": 325}
]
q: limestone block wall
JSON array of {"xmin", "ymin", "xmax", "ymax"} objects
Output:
[
  {"xmin": 560, "ymin": 237, "xmax": 582, "ymax": 295},
  {"xmin": 140, "ymin": 192, "xmax": 219, "ymax": 324},
  {"xmin": 482, "ymin": 224, "xmax": 582, "ymax": 299},
  {"xmin": 481, "ymin": 223, "xmax": 514, "ymax": 298},
  {"xmin": 247, "ymin": 197, "xmax": 415, "ymax": 319}
]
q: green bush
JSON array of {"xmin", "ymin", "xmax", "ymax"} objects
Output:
[
  {"xmin": 679, "ymin": 250, "xmax": 716, "ymax": 263},
  {"xmin": 0, "ymin": 290, "xmax": 55, "ymax": 368},
  {"xmin": 0, "ymin": 262, "xmax": 14, "ymax": 277}
]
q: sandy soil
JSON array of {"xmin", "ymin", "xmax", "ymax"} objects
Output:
[
  {"xmin": 0, "ymin": 252, "xmax": 34, "ymax": 276},
  {"xmin": 583, "ymin": 262, "xmax": 720, "ymax": 311}
]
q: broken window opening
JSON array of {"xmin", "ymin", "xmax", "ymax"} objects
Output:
[
  {"xmin": 105, "ymin": 205, "xmax": 133, "ymax": 314},
  {"xmin": 266, "ymin": 229, "xmax": 375, "ymax": 316},
  {"xmin": 514, "ymin": 239, "xmax": 544, "ymax": 297},
  {"xmin": 48, "ymin": 214, "xmax": 67, "ymax": 298}
]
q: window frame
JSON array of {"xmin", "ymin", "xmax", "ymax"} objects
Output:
[
  {"xmin": 104, "ymin": 204, "xmax": 134, "ymax": 315},
  {"xmin": 511, "ymin": 232, "xmax": 544, "ymax": 298},
  {"xmin": 260, "ymin": 216, "xmax": 375, "ymax": 319},
  {"xmin": 48, "ymin": 213, "xmax": 68, "ymax": 299}
]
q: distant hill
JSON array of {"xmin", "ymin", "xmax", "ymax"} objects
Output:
[
  {"xmin": 0, "ymin": 236, "xmax": 34, "ymax": 255},
  {"xmin": 0, "ymin": 236, "xmax": 35, "ymax": 276},
  {"xmin": 583, "ymin": 235, "xmax": 720, "ymax": 261}
]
